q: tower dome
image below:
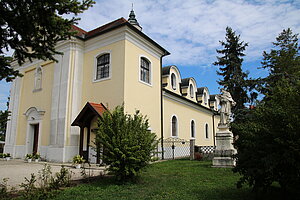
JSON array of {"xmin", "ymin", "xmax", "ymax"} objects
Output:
[{"xmin": 128, "ymin": 6, "xmax": 142, "ymax": 31}]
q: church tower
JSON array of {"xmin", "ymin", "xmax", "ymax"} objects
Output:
[{"xmin": 128, "ymin": 5, "xmax": 142, "ymax": 31}]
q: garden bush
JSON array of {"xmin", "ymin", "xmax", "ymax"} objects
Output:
[{"xmin": 95, "ymin": 105, "xmax": 158, "ymax": 181}]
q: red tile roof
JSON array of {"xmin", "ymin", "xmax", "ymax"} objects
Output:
[
  {"xmin": 86, "ymin": 18, "xmax": 127, "ymax": 38},
  {"xmin": 70, "ymin": 17, "xmax": 170, "ymax": 55},
  {"xmin": 89, "ymin": 102, "xmax": 107, "ymax": 116},
  {"xmin": 71, "ymin": 24, "xmax": 87, "ymax": 36},
  {"xmin": 71, "ymin": 18, "xmax": 127, "ymax": 39},
  {"xmin": 71, "ymin": 102, "xmax": 108, "ymax": 127}
]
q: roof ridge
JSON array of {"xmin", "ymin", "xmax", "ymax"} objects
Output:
[{"xmin": 86, "ymin": 17, "xmax": 127, "ymax": 38}]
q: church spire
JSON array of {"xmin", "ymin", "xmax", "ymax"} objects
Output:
[{"xmin": 128, "ymin": 4, "xmax": 142, "ymax": 31}]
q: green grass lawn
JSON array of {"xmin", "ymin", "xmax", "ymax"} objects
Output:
[{"xmin": 51, "ymin": 159, "xmax": 256, "ymax": 200}]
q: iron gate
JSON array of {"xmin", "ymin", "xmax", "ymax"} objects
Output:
[{"xmin": 157, "ymin": 137, "xmax": 191, "ymax": 160}]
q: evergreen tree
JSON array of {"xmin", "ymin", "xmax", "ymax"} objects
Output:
[
  {"xmin": 0, "ymin": 98, "xmax": 10, "ymax": 141},
  {"xmin": 0, "ymin": 110, "xmax": 9, "ymax": 141},
  {"xmin": 232, "ymin": 29, "xmax": 300, "ymax": 197},
  {"xmin": 214, "ymin": 27, "xmax": 249, "ymax": 112},
  {"xmin": 0, "ymin": 0, "xmax": 94, "ymax": 81},
  {"xmin": 260, "ymin": 28, "xmax": 300, "ymax": 97}
]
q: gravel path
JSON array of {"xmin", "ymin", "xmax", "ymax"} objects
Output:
[{"xmin": 0, "ymin": 159, "xmax": 106, "ymax": 190}]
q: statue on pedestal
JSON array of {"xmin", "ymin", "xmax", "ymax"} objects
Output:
[
  {"xmin": 217, "ymin": 89, "xmax": 236, "ymax": 127},
  {"xmin": 213, "ymin": 89, "xmax": 237, "ymax": 168}
]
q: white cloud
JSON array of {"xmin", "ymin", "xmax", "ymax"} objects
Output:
[
  {"xmin": 1, "ymin": 0, "xmax": 299, "ymax": 109},
  {"xmin": 75, "ymin": 0, "xmax": 300, "ymax": 67}
]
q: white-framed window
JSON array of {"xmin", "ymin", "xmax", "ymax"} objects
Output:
[
  {"xmin": 95, "ymin": 53, "xmax": 110, "ymax": 81},
  {"xmin": 191, "ymin": 120, "xmax": 195, "ymax": 138},
  {"xmin": 140, "ymin": 57, "xmax": 151, "ymax": 84},
  {"xmin": 171, "ymin": 73, "xmax": 176, "ymax": 90},
  {"xmin": 33, "ymin": 66, "xmax": 42, "ymax": 92},
  {"xmin": 171, "ymin": 115, "xmax": 178, "ymax": 137},
  {"xmin": 205, "ymin": 123, "xmax": 209, "ymax": 139},
  {"xmin": 190, "ymin": 84, "xmax": 194, "ymax": 98}
]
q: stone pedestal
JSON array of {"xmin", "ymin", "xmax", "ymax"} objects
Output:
[{"xmin": 212, "ymin": 124, "xmax": 236, "ymax": 168}]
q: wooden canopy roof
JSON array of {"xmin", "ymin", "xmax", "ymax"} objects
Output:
[{"xmin": 71, "ymin": 102, "xmax": 107, "ymax": 127}]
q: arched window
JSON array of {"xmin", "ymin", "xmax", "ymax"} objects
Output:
[
  {"xmin": 34, "ymin": 66, "xmax": 42, "ymax": 91},
  {"xmin": 171, "ymin": 73, "xmax": 176, "ymax": 90},
  {"xmin": 96, "ymin": 53, "xmax": 110, "ymax": 80},
  {"xmin": 140, "ymin": 57, "xmax": 150, "ymax": 84},
  {"xmin": 190, "ymin": 84, "xmax": 194, "ymax": 98},
  {"xmin": 191, "ymin": 120, "xmax": 195, "ymax": 138},
  {"xmin": 204, "ymin": 92, "xmax": 208, "ymax": 105},
  {"xmin": 205, "ymin": 123, "xmax": 209, "ymax": 139},
  {"xmin": 171, "ymin": 115, "xmax": 178, "ymax": 137}
]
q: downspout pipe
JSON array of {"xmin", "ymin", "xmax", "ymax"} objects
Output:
[{"xmin": 160, "ymin": 51, "xmax": 169, "ymax": 160}]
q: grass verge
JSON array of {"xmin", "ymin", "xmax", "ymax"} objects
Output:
[{"xmin": 51, "ymin": 159, "xmax": 254, "ymax": 200}]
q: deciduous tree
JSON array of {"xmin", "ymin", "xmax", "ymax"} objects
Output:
[{"xmin": 232, "ymin": 29, "xmax": 300, "ymax": 197}]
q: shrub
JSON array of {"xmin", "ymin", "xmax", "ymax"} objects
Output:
[
  {"xmin": 33, "ymin": 153, "xmax": 40, "ymax": 160},
  {"xmin": 19, "ymin": 173, "xmax": 37, "ymax": 199},
  {"xmin": 0, "ymin": 178, "xmax": 9, "ymax": 199},
  {"xmin": 95, "ymin": 105, "xmax": 158, "ymax": 181},
  {"xmin": 25, "ymin": 154, "xmax": 33, "ymax": 159},
  {"xmin": 72, "ymin": 155, "xmax": 85, "ymax": 164},
  {"xmin": 38, "ymin": 164, "xmax": 52, "ymax": 189},
  {"xmin": 49, "ymin": 166, "xmax": 72, "ymax": 189}
]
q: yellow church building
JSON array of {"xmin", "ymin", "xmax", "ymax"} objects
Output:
[{"xmin": 4, "ymin": 10, "xmax": 219, "ymax": 163}]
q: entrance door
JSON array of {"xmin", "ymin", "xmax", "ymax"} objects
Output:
[{"xmin": 32, "ymin": 124, "xmax": 39, "ymax": 154}]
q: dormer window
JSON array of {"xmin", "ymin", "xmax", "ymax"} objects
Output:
[
  {"xmin": 96, "ymin": 53, "xmax": 110, "ymax": 80},
  {"xmin": 204, "ymin": 92, "xmax": 208, "ymax": 105},
  {"xmin": 140, "ymin": 57, "xmax": 150, "ymax": 84},
  {"xmin": 190, "ymin": 84, "xmax": 194, "ymax": 98},
  {"xmin": 171, "ymin": 73, "xmax": 176, "ymax": 90}
]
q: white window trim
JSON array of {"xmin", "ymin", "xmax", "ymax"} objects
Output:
[
  {"xmin": 171, "ymin": 114, "xmax": 179, "ymax": 138},
  {"xmin": 204, "ymin": 123, "xmax": 209, "ymax": 139},
  {"xmin": 190, "ymin": 119, "xmax": 196, "ymax": 139},
  {"xmin": 93, "ymin": 50, "xmax": 112, "ymax": 83},
  {"xmin": 190, "ymin": 84, "xmax": 194, "ymax": 98},
  {"xmin": 138, "ymin": 55, "xmax": 152, "ymax": 87}
]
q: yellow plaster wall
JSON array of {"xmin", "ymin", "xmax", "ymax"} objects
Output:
[
  {"xmin": 16, "ymin": 62, "xmax": 54, "ymax": 146},
  {"xmin": 163, "ymin": 97, "xmax": 215, "ymax": 146},
  {"xmin": 81, "ymin": 40, "xmax": 125, "ymax": 110},
  {"xmin": 123, "ymin": 40, "xmax": 161, "ymax": 137}
]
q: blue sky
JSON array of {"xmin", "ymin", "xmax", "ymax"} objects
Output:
[{"xmin": 1, "ymin": 0, "xmax": 300, "ymax": 110}]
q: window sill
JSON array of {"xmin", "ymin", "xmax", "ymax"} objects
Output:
[
  {"xmin": 139, "ymin": 80, "xmax": 152, "ymax": 87},
  {"xmin": 93, "ymin": 77, "xmax": 111, "ymax": 83},
  {"xmin": 33, "ymin": 88, "xmax": 42, "ymax": 93}
]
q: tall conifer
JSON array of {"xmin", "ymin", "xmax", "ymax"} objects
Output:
[{"xmin": 214, "ymin": 27, "xmax": 248, "ymax": 112}]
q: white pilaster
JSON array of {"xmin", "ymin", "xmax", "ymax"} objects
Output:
[{"xmin": 4, "ymin": 75, "xmax": 22, "ymax": 157}]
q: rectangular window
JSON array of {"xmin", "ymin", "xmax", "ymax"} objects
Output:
[
  {"xmin": 96, "ymin": 54, "xmax": 110, "ymax": 80},
  {"xmin": 140, "ymin": 57, "xmax": 150, "ymax": 84}
]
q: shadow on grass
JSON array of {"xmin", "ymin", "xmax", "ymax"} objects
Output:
[{"xmin": 50, "ymin": 160, "xmax": 299, "ymax": 200}]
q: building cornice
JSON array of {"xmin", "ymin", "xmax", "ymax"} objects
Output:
[
  {"xmin": 163, "ymin": 88, "xmax": 218, "ymax": 115},
  {"xmin": 11, "ymin": 38, "xmax": 84, "ymax": 71}
]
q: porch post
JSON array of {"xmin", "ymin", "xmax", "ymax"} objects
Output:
[
  {"xmin": 86, "ymin": 124, "xmax": 91, "ymax": 162},
  {"xmin": 79, "ymin": 126, "xmax": 84, "ymax": 156}
]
